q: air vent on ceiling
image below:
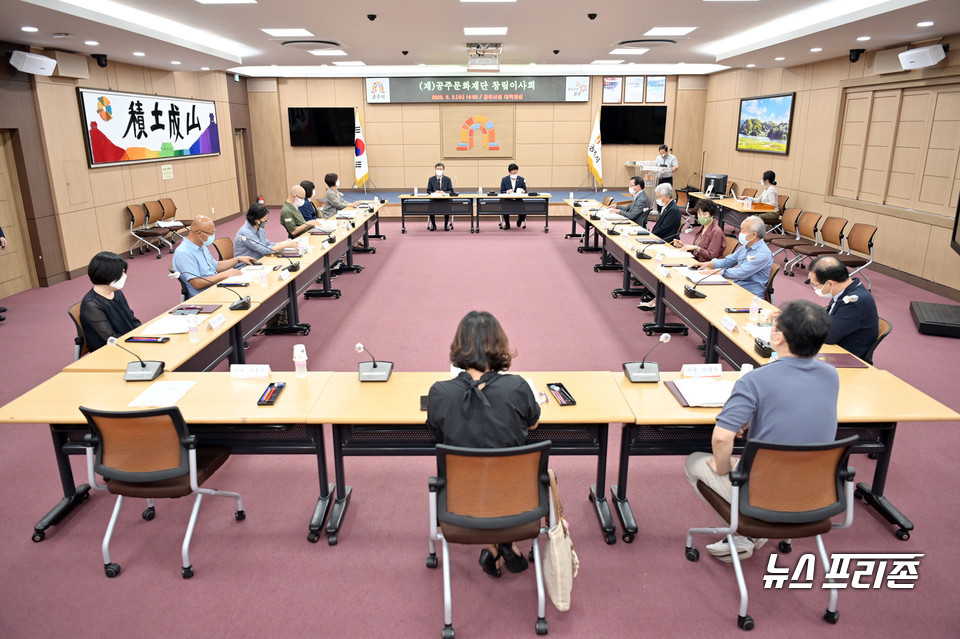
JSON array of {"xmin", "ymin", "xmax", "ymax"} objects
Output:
[
  {"xmin": 616, "ymin": 39, "xmax": 677, "ymax": 48},
  {"xmin": 280, "ymin": 40, "xmax": 341, "ymax": 50}
]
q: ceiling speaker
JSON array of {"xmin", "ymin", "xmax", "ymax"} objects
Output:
[
  {"xmin": 8, "ymin": 50, "xmax": 57, "ymax": 76},
  {"xmin": 898, "ymin": 44, "xmax": 946, "ymax": 70}
]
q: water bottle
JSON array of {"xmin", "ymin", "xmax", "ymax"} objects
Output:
[
  {"xmin": 749, "ymin": 296, "xmax": 761, "ymax": 323},
  {"xmin": 293, "ymin": 344, "xmax": 308, "ymax": 378},
  {"xmin": 655, "ymin": 249, "xmax": 664, "ymax": 265},
  {"xmin": 186, "ymin": 314, "xmax": 199, "ymax": 343},
  {"xmin": 259, "ymin": 269, "xmax": 268, "ymax": 288}
]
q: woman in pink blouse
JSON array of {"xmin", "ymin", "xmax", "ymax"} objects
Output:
[{"xmin": 674, "ymin": 199, "xmax": 725, "ymax": 262}]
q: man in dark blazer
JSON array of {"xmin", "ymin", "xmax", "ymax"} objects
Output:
[
  {"xmin": 809, "ymin": 255, "xmax": 879, "ymax": 361},
  {"xmin": 426, "ymin": 162, "xmax": 455, "ymax": 231},
  {"xmin": 499, "ymin": 163, "xmax": 528, "ymax": 229},
  {"xmin": 650, "ymin": 182, "xmax": 681, "ymax": 243},
  {"xmin": 610, "ymin": 176, "xmax": 651, "ymax": 227}
]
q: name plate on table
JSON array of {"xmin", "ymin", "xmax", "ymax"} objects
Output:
[
  {"xmin": 208, "ymin": 313, "xmax": 226, "ymax": 330},
  {"xmin": 230, "ymin": 364, "xmax": 272, "ymax": 379},
  {"xmin": 681, "ymin": 363, "xmax": 722, "ymax": 378},
  {"xmin": 279, "ymin": 268, "xmax": 292, "ymax": 281},
  {"xmin": 720, "ymin": 315, "xmax": 740, "ymax": 333}
]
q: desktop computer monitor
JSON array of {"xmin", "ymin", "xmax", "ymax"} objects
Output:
[{"xmin": 703, "ymin": 174, "xmax": 728, "ymax": 197}]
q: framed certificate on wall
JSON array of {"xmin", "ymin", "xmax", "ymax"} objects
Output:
[
  {"xmin": 624, "ymin": 77, "xmax": 645, "ymax": 103},
  {"xmin": 645, "ymin": 76, "xmax": 666, "ymax": 103}
]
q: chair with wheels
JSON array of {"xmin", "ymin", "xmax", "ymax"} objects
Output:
[
  {"xmin": 739, "ymin": 188, "xmax": 758, "ymax": 199},
  {"xmin": 81, "ymin": 405, "xmax": 245, "ymax": 579},
  {"xmin": 127, "ymin": 204, "xmax": 168, "ymax": 260},
  {"xmin": 159, "ymin": 197, "xmax": 192, "ymax": 230},
  {"xmin": 786, "ymin": 216, "xmax": 847, "ymax": 276},
  {"xmin": 143, "ymin": 200, "xmax": 179, "ymax": 252},
  {"xmin": 836, "ymin": 223, "xmax": 877, "ymax": 290},
  {"xmin": 212, "ymin": 237, "xmax": 234, "ymax": 261},
  {"xmin": 427, "ymin": 441, "xmax": 553, "ymax": 638},
  {"xmin": 769, "ymin": 211, "xmax": 821, "ymax": 274},
  {"xmin": 685, "ymin": 436, "xmax": 858, "ymax": 631},
  {"xmin": 68, "ymin": 301, "xmax": 89, "ymax": 360},
  {"xmin": 862, "ymin": 317, "xmax": 891, "ymax": 366},
  {"xmin": 764, "ymin": 262, "xmax": 781, "ymax": 305}
]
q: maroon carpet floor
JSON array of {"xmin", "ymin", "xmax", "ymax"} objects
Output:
[{"xmin": 1, "ymin": 216, "xmax": 958, "ymax": 638}]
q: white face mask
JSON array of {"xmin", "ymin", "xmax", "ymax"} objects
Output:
[
  {"xmin": 436, "ymin": 170, "xmax": 444, "ymax": 177},
  {"xmin": 109, "ymin": 272, "xmax": 127, "ymax": 290},
  {"xmin": 294, "ymin": 197, "xmax": 304, "ymax": 207},
  {"xmin": 335, "ymin": 180, "xmax": 340, "ymax": 187},
  {"xmin": 813, "ymin": 282, "xmax": 833, "ymax": 298}
]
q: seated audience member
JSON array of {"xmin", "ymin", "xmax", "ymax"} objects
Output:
[
  {"xmin": 426, "ymin": 310, "xmax": 541, "ymax": 579},
  {"xmin": 234, "ymin": 203, "xmax": 299, "ymax": 260},
  {"xmin": 499, "ymin": 163, "xmax": 528, "ymax": 229},
  {"xmin": 322, "ymin": 173, "xmax": 349, "ymax": 220},
  {"xmin": 692, "ymin": 216, "xmax": 773, "ymax": 298},
  {"xmin": 426, "ymin": 162, "xmax": 454, "ymax": 231},
  {"xmin": 650, "ymin": 182, "xmax": 682, "ymax": 243},
  {"xmin": 685, "ymin": 300, "xmax": 838, "ymax": 562},
  {"xmin": 608, "ymin": 176, "xmax": 651, "ymax": 227},
  {"xmin": 809, "ymin": 255, "xmax": 879, "ymax": 360},
  {"xmin": 741, "ymin": 170, "xmax": 780, "ymax": 225},
  {"xmin": 172, "ymin": 215, "xmax": 256, "ymax": 298},
  {"xmin": 279, "ymin": 185, "xmax": 324, "ymax": 238},
  {"xmin": 79, "ymin": 251, "xmax": 142, "ymax": 351},
  {"xmin": 299, "ymin": 180, "xmax": 319, "ymax": 221}
]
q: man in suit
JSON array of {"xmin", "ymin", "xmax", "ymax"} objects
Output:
[
  {"xmin": 426, "ymin": 162, "xmax": 454, "ymax": 231},
  {"xmin": 809, "ymin": 255, "xmax": 879, "ymax": 361},
  {"xmin": 608, "ymin": 176, "xmax": 651, "ymax": 227},
  {"xmin": 499, "ymin": 163, "xmax": 528, "ymax": 229},
  {"xmin": 650, "ymin": 182, "xmax": 682, "ymax": 243}
]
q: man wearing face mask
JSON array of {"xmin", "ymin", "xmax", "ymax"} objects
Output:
[
  {"xmin": 426, "ymin": 162, "xmax": 454, "ymax": 231},
  {"xmin": 79, "ymin": 251, "xmax": 142, "ymax": 351},
  {"xmin": 233, "ymin": 203, "xmax": 299, "ymax": 260},
  {"xmin": 650, "ymin": 182, "xmax": 682, "ymax": 243},
  {"xmin": 173, "ymin": 215, "xmax": 257, "ymax": 298},
  {"xmin": 692, "ymin": 215, "xmax": 773, "ymax": 298},
  {"xmin": 608, "ymin": 176, "xmax": 651, "ymax": 227},
  {"xmin": 809, "ymin": 255, "xmax": 878, "ymax": 360},
  {"xmin": 280, "ymin": 184, "xmax": 324, "ymax": 238}
]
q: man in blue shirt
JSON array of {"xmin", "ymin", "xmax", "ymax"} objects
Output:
[
  {"xmin": 693, "ymin": 215, "xmax": 773, "ymax": 298},
  {"xmin": 685, "ymin": 300, "xmax": 839, "ymax": 562},
  {"xmin": 172, "ymin": 215, "xmax": 256, "ymax": 298}
]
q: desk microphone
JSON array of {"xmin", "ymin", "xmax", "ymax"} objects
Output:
[
  {"xmin": 355, "ymin": 342, "xmax": 393, "ymax": 382},
  {"xmin": 239, "ymin": 235, "xmax": 300, "ymax": 272},
  {"xmin": 107, "ymin": 336, "xmax": 164, "ymax": 381},
  {"xmin": 683, "ymin": 270, "xmax": 708, "ymax": 299},
  {"xmin": 310, "ymin": 228, "xmax": 338, "ymax": 243},
  {"xmin": 635, "ymin": 240, "xmax": 663, "ymax": 260},
  {"xmin": 170, "ymin": 271, "xmax": 251, "ymax": 311},
  {"xmin": 623, "ymin": 334, "xmax": 671, "ymax": 383}
]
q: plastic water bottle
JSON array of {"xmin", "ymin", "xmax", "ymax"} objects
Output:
[
  {"xmin": 293, "ymin": 344, "xmax": 308, "ymax": 378},
  {"xmin": 749, "ymin": 296, "xmax": 761, "ymax": 323},
  {"xmin": 655, "ymin": 249, "xmax": 664, "ymax": 265},
  {"xmin": 186, "ymin": 314, "xmax": 199, "ymax": 343},
  {"xmin": 769, "ymin": 349, "xmax": 779, "ymax": 362},
  {"xmin": 259, "ymin": 269, "xmax": 268, "ymax": 288}
]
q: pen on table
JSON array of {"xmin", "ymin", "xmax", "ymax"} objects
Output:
[{"xmin": 549, "ymin": 387, "xmax": 564, "ymax": 404}]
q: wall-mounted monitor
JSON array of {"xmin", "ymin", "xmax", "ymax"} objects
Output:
[
  {"xmin": 288, "ymin": 107, "xmax": 354, "ymax": 147},
  {"xmin": 599, "ymin": 105, "xmax": 667, "ymax": 145}
]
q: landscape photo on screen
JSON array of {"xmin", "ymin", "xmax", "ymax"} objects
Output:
[{"xmin": 736, "ymin": 93, "xmax": 795, "ymax": 155}]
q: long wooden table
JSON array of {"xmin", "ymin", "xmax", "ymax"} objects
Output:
[
  {"xmin": 687, "ymin": 191, "xmax": 777, "ymax": 230},
  {"xmin": 399, "ymin": 193, "xmax": 552, "ymax": 233}
]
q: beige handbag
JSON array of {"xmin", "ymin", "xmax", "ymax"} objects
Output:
[{"xmin": 542, "ymin": 469, "xmax": 580, "ymax": 612}]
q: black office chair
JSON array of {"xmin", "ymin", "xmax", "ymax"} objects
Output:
[
  {"xmin": 428, "ymin": 441, "xmax": 553, "ymax": 638},
  {"xmin": 81, "ymin": 406, "xmax": 245, "ymax": 579},
  {"xmin": 685, "ymin": 436, "xmax": 858, "ymax": 631},
  {"xmin": 170, "ymin": 267, "xmax": 191, "ymax": 302}
]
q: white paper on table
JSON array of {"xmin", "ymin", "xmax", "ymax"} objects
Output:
[
  {"xmin": 660, "ymin": 248, "xmax": 691, "ymax": 259},
  {"xmin": 155, "ymin": 220, "xmax": 183, "ymax": 228},
  {"xmin": 744, "ymin": 324, "xmax": 772, "ymax": 342},
  {"xmin": 128, "ymin": 381, "xmax": 197, "ymax": 407},
  {"xmin": 671, "ymin": 378, "xmax": 735, "ymax": 408},
  {"xmin": 141, "ymin": 315, "xmax": 193, "ymax": 335},
  {"xmin": 599, "ymin": 211, "xmax": 626, "ymax": 221},
  {"xmin": 674, "ymin": 266, "xmax": 729, "ymax": 285},
  {"xmin": 525, "ymin": 378, "xmax": 548, "ymax": 405}
]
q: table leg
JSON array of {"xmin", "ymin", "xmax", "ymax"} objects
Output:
[
  {"xmin": 565, "ymin": 213, "xmax": 583, "ymax": 239},
  {"xmin": 704, "ymin": 326, "xmax": 720, "ymax": 364},
  {"xmin": 325, "ymin": 424, "xmax": 352, "ymax": 545},
  {"xmin": 304, "ymin": 254, "xmax": 342, "ymax": 299},
  {"xmin": 32, "ymin": 426, "xmax": 91, "ymax": 542},
  {"xmin": 643, "ymin": 281, "xmax": 690, "ymax": 336},
  {"xmin": 307, "ymin": 425, "xmax": 335, "ymax": 543},
  {"xmin": 353, "ymin": 217, "xmax": 377, "ymax": 254},
  {"xmin": 611, "ymin": 424, "xmax": 638, "ymax": 543},
  {"xmin": 368, "ymin": 217, "xmax": 385, "ymax": 240},
  {"xmin": 594, "ymin": 238, "xmax": 622, "ymax": 271},
  {"xmin": 589, "ymin": 424, "xmax": 617, "ymax": 545},
  {"xmin": 231, "ymin": 323, "xmax": 246, "ymax": 364},
  {"xmin": 856, "ymin": 425, "xmax": 914, "ymax": 540},
  {"xmin": 613, "ymin": 256, "xmax": 646, "ymax": 298},
  {"xmin": 544, "ymin": 205, "xmax": 549, "ymax": 233},
  {"xmin": 341, "ymin": 232, "xmax": 363, "ymax": 274}
]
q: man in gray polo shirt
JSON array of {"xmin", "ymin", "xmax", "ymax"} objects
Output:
[{"xmin": 685, "ymin": 299, "xmax": 839, "ymax": 562}]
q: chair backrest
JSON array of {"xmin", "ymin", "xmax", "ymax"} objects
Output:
[
  {"xmin": 845, "ymin": 223, "xmax": 877, "ymax": 256},
  {"xmin": 817, "ymin": 216, "xmax": 848, "ymax": 248},
  {"xmin": 212, "ymin": 237, "xmax": 234, "ymax": 261},
  {"xmin": 437, "ymin": 441, "xmax": 550, "ymax": 531},
  {"xmin": 676, "ymin": 190, "xmax": 689, "ymax": 209},
  {"xmin": 602, "ymin": 196, "xmax": 614, "ymax": 206},
  {"xmin": 734, "ymin": 436, "xmax": 858, "ymax": 524},
  {"xmin": 764, "ymin": 262, "xmax": 780, "ymax": 304},
  {"xmin": 311, "ymin": 198, "xmax": 324, "ymax": 213},
  {"xmin": 143, "ymin": 200, "xmax": 164, "ymax": 224},
  {"xmin": 779, "ymin": 208, "xmax": 803, "ymax": 236},
  {"xmin": 777, "ymin": 194, "xmax": 789, "ymax": 212},
  {"xmin": 721, "ymin": 235, "xmax": 738, "ymax": 258},
  {"xmin": 727, "ymin": 181, "xmax": 736, "ymax": 196},
  {"xmin": 796, "ymin": 211, "xmax": 821, "ymax": 241},
  {"xmin": 159, "ymin": 197, "xmax": 178, "ymax": 220},
  {"xmin": 170, "ymin": 266, "xmax": 190, "ymax": 301},
  {"xmin": 68, "ymin": 301, "xmax": 89, "ymax": 359},
  {"xmin": 862, "ymin": 317, "xmax": 892, "ymax": 365},
  {"xmin": 127, "ymin": 204, "xmax": 149, "ymax": 228},
  {"xmin": 80, "ymin": 406, "xmax": 190, "ymax": 483},
  {"xmin": 740, "ymin": 187, "xmax": 757, "ymax": 199}
]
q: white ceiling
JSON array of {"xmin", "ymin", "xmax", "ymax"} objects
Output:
[{"xmin": 2, "ymin": 0, "xmax": 957, "ymax": 77}]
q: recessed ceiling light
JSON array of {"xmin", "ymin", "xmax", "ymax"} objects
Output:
[
  {"xmin": 463, "ymin": 27, "xmax": 508, "ymax": 36},
  {"xmin": 171, "ymin": 60, "xmax": 182, "ymax": 65},
  {"xmin": 609, "ymin": 48, "xmax": 650, "ymax": 55},
  {"xmin": 810, "ymin": 47, "xmax": 822, "ymax": 53},
  {"xmin": 644, "ymin": 27, "xmax": 696, "ymax": 36},
  {"xmin": 857, "ymin": 36, "xmax": 871, "ymax": 42},
  {"xmin": 332, "ymin": 60, "xmax": 365, "ymax": 66},
  {"xmin": 774, "ymin": 57, "xmax": 785, "ymax": 61},
  {"xmin": 746, "ymin": 64, "xmax": 756, "ymax": 68},
  {"xmin": 308, "ymin": 49, "xmax": 347, "ymax": 56},
  {"xmin": 133, "ymin": 51, "xmax": 146, "ymax": 56},
  {"xmin": 21, "ymin": 26, "xmax": 39, "ymax": 33},
  {"xmin": 261, "ymin": 28, "xmax": 314, "ymax": 37},
  {"xmin": 591, "ymin": 60, "xmax": 624, "ymax": 65},
  {"xmin": 418, "ymin": 63, "xmax": 426, "ymax": 66},
  {"xmin": 201, "ymin": 66, "xmax": 210, "ymax": 70},
  {"xmin": 85, "ymin": 40, "xmax": 99, "ymax": 46},
  {"xmin": 917, "ymin": 21, "xmax": 934, "ymax": 28}
]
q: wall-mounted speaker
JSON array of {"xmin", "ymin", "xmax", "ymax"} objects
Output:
[
  {"xmin": 898, "ymin": 44, "xmax": 946, "ymax": 70},
  {"xmin": 8, "ymin": 50, "xmax": 57, "ymax": 76}
]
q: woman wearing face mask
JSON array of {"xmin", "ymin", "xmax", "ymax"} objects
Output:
[
  {"xmin": 741, "ymin": 170, "xmax": 780, "ymax": 225},
  {"xmin": 233, "ymin": 203, "xmax": 299, "ymax": 260},
  {"xmin": 322, "ymin": 173, "xmax": 348, "ymax": 220},
  {"xmin": 79, "ymin": 251, "xmax": 142, "ymax": 351},
  {"xmin": 671, "ymin": 199, "xmax": 725, "ymax": 262}
]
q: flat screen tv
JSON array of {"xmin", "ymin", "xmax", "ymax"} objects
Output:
[
  {"xmin": 600, "ymin": 105, "xmax": 667, "ymax": 145},
  {"xmin": 288, "ymin": 107, "xmax": 354, "ymax": 147}
]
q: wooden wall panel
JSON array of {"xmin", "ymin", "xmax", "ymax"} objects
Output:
[{"xmin": 248, "ymin": 90, "xmax": 285, "ymax": 204}]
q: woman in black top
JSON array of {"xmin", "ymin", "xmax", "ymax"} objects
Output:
[
  {"xmin": 426, "ymin": 310, "xmax": 540, "ymax": 578},
  {"xmin": 79, "ymin": 252, "xmax": 141, "ymax": 352}
]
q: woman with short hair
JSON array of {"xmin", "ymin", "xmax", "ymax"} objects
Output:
[{"xmin": 79, "ymin": 251, "xmax": 141, "ymax": 351}]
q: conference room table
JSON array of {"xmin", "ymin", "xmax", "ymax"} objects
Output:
[
  {"xmin": 612, "ymin": 370, "xmax": 960, "ymax": 542},
  {"xmin": 686, "ymin": 191, "xmax": 777, "ymax": 230},
  {"xmin": 474, "ymin": 193, "xmax": 551, "ymax": 233},
  {"xmin": 399, "ymin": 193, "xmax": 552, "ymax": 233},
  {"xmin": 0, "ymin": 371, "xmax": 337, "ymax": 543},
  {"xmin": 308, "ymin": 371, "xmax": 634, "ymax": 546}
]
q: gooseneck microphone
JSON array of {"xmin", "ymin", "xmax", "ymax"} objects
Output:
[
  {"xmin": 622, "ymin": 334, "xmax": 671, "ymax": 383},
  {"xmin": 683, "ymin": 266, "xmax": 709, "ymax": 299},
  {"xmin": 635, "ymin": 239, "xmax": 663, "ymax": 260},
  {"xmin": 107, "ymin": 337, "xmax": 165, "ymax": 381},
  {"xmin": 239, "ymin": 235, "xmax": 300, "ymax": 272},
  {"xmin": 170, "ymin": 270, "xmax": 251, "ymax": 311},
  {"xmin": 355, "ymin": 342, "xmax": 393, "ymax": 382}
]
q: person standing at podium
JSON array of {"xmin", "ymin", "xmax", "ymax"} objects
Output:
[
  {"xmin": 499, "ymin": 163, "xmax": 528, "ymax": 229},
  {"xmin": 426, "ymin": 162, "xmax": 454, "ymax": 231},
  {"xmin": 654, "ymin": 144, "xmax": 679, "ymax": 187}
]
